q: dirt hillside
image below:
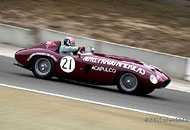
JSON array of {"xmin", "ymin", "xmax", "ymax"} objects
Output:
[{"xmin": 0, "ymin": 0, "xmax": 190, "ymax": 57}]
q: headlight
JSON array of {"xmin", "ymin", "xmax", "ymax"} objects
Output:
[{"xmin": 150, "ymin": 74, "xmax": 158, "ymax": 84}]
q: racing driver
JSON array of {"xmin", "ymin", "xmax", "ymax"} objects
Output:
[{"xmin": 59, "ymin": 37, "xmax": 79, "ymax": 55}]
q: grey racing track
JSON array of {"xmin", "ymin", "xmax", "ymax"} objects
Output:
[{"xmin": 0, "ymin": 55, "xmax": 190, "ymax": 119}]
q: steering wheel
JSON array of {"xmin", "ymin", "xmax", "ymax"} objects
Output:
[{"xmin": 78, "ymin": 46, "xmax": 85, "ymax": 53}]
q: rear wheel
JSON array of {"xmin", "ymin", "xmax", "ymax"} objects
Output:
[
  {"xmin": 117, "ymin": 73, "xmax": 140, "ymax": 94},
  {"xmin": 32, "ymin": 57, "xmax": 54, "ymax": 79}
]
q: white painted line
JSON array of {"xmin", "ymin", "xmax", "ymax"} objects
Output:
[{"xmin": 0, "ymin": 83, "xmax": 188, "ymax": 121}]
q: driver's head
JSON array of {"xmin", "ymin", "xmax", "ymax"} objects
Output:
[{"xmin": 64, "ymin": 37, "xmax": 76, "ymax": 47}]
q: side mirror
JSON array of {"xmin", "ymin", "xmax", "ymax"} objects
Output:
[
  {"xmin": 77, "ymin": 51, "xmax": 81, "ymax": 58},
  {"xmin": 91, "ymin": 47, "xmax": 95, "ymax": 54}
]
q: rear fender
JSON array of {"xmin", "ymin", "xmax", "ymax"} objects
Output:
[
  {"xmin": 28, "ymin": 55, "xmax": 56, "ymax": 69},
  {"xmin": 27, "ymin": 52, "xmax": 58, "ymax": 62}
]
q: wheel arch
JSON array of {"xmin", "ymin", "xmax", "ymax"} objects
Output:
[
  {"xmin": 28, "ymin": 55, "xmax": 56, "ymax": 69},
  {"xmin": 113, "ymin": 71, "xmax": 142, "ymax": 85}
]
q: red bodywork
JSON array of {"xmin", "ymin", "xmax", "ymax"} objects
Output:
[{"xmin": 15, "ymin": 41, "xmax": 171, "ymax": 89}]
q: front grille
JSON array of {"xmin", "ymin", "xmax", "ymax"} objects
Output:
[{"xmin": 161, "ymin": 80, "xmax": 171, "ymax": 88}]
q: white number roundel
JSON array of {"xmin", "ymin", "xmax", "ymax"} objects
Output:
[{"xmin": 60, "ymin": 56, "xmax": 75, "ymax": 73}]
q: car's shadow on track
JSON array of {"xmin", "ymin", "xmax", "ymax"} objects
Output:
[
  {"xmin": 11, "ymin": 72, "xmax": 168, "ymax": 101},
  {"xmin": 10, "ymin": 72, "xmax": 119, "ymax": 93},
  {"xmin": 51, "ymin": 77, "xmax": 168, "ymax": 101},
  {"xmin": 10, "ymin": 72, "xmax": 35, "ymax": 78},
  {"xmin": 51, "ymin": 77, "xmax": 120, "ymax": 93}
]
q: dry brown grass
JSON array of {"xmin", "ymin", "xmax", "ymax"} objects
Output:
[
  {"xmin": 0, "ymin": 86, "xmax": 190, "ymax": 130},
  {"xmin": 0, "ymin": 0, "xmax": 190, "ymax": 57}
]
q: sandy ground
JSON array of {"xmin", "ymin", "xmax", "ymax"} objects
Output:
[
  {"xmin": 0, "ymin": 86, "xmax": 189, "ymax": 130},
  {"xmin": 0, "ymin": 0, "xmax": 190, "ymax": 57}
]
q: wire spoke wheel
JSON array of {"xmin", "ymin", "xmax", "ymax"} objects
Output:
[
  {"xmin": 117, "ymin": 73, "xmax": 139, "ymax": 94},
  {"xmin": 32, "ymin": 57, "xmax": 54, "ymax": 79},
  {"xmin": 35, "ymin": 58, "xmax": 51, "ymax": 76}
]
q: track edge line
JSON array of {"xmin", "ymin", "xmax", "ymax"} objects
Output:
[{"xmin": 0, "ymin": 83, "xmax": 187, "ymax": 120}]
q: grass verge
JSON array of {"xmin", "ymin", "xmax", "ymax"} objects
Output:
[{"xmin": 0, "ymin": 86, "xmax": 189, "ymax": 130}]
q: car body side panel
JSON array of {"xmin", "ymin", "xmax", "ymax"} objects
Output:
[
  {"xmin": 15, "ymin": 42, "xmax": 171, "ymax": 88},
  {"xmin": 54, "ymin": 55, "xmax": 117, "ymax": 84}
]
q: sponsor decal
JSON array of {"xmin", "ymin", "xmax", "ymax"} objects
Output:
[
  {"xmin": 92, "ymin": 66, "xmax": 116, "ymax": 73},
  {"xmin": 83, "ymin": 56, "xmax": 145, "ymax": 75},
  {"xmin": 60, "ymin": 56, "xmax": 75, "ymax": 73},
  {"xmin": 27, "ymin": 53, "xmax": 57, "ymax": 62},
  {"xmin": 46, "ymin": 41, "xmax": 56, "ymax": 48}
]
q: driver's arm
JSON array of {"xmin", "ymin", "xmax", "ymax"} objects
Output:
[{"xmin": 60, "ymin": 46, "xmax": 79, "ymax": 53}]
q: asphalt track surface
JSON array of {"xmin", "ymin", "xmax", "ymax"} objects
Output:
[{"xmin": 0, "ymin": 55, "xmax": 190, "ymax": 119}]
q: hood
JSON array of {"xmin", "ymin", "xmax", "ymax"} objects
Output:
[
  {"xmin": 94, "ymin": 53, "xmax": 143, "ymax": 64},
  {"xmin": 94, "ymin": 53, "xmax": 161, "ymax": 72}
]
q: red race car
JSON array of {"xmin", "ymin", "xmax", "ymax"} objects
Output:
[{"xmin": 14, "ymin": 41, "xmax": 171, "ymax": 95}]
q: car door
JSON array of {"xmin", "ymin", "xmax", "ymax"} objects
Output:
[
  {"xmin": 56, "ymin": 54, "xmax": 90, "ymax": 81},
  {"xmin": 56, "ymin": 54, "xmax": 116, "ymax": 84}
]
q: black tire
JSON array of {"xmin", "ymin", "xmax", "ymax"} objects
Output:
[
  {"xmin": 117, "ymin": 73, "xmax": 140, "ymax": 94},
  {"xmin": 32, "ymin": 57, "xmax": 54, "ymax": 79},
  {"xmin": 138, "ymin": 87, "xmax": 155, "ymax": 95}
]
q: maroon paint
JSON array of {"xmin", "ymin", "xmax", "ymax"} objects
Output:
[{"xmin": 15, "ymin": 41, "xmax": 171, "ymax": 89}]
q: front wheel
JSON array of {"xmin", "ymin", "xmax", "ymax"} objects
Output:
[
  {"xmin": 117, "ymin": 73, "xmax": 140, "ymax": 94},
  {"xmin": 32, "ymin": 57, "xmax": 54, "ymax": 79}
]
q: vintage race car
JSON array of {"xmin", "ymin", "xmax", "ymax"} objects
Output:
[{"xmin": 14, "ymin": 41, "xmax": 171, "ymax": 95}]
